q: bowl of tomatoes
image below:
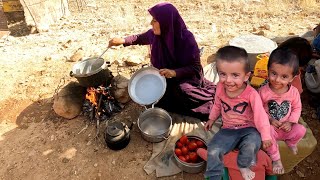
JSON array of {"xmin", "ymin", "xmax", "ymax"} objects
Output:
[{"xmin": 173, "ymin": 135, "xmax": 207, "ymax": 173}]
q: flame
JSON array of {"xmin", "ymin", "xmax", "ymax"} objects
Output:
[{"xmin": 86, "ymin": 87, "xmax": 97, "ymax": 106}]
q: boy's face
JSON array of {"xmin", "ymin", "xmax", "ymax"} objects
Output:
[
  {"xmin": 268, "ymin": 62, "xmax": 295, "ymax": 91},
  {"xmin": 216, "ymin": 59, "xmax": 251, "ymax": 93}
]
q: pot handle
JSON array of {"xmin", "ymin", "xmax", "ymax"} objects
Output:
[
  {"xmin": 69, "ymin": 71, "xmax": 74, "ymax": 77},
  {"xmin": 141, "ymin": 64, "xmax": 149, "ymax": 68},
  {"xmin": 161, "ymin": 134, "xmax": 170, "ymax": 140}
]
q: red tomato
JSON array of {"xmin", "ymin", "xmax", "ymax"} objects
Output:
[
  {"xmin": 188, "ymin": 142, "xmax": 198, "ymax": 151},
  {"xmin": 189, "ymin": 152, "xmax": 198, "ymax": 162},
  {"xmin": 176, "ymin": 142, "xmax": 183, "ymax": 148},
  {"xmin": 189, "ymin": 139, "xmax": 197, "ymax": 144},
  {"xmin": 185, "ymin": 154, "xmax": 190, "ymax": 162},
  {"xmin": 178, "ymin": 155, "xmax": 186, "ymax": 162},
  {"xmin": 181, "ymin": 146, "xmax": 189, "ymax": 155},
  {"xmin": 175, "ymin": 148, "xmax": 182, "ymax": 156},
  {"xmin": 179, "ymin": 135, "xmax": 188, "ymax": 145},
  {"xmin": 196, "ymin": 140, "xmax": 205, "ymax": 148}
]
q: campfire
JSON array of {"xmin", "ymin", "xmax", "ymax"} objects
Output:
[{"xmin": 83, "ymin": 84, "xmax": 122, "ymax": 122}]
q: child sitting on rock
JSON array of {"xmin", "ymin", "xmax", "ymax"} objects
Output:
[
  {"xmin": 203, "ymin": 46, "xmax": 272, "ymax": 180},
  {"xmin": 258, "ymin": 48, "xmax": 307, "ymax": 174}
]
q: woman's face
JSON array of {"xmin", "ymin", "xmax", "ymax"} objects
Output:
[{"xmin": 150, "ymin": 18, "xmax": 161, "ymax": 35}]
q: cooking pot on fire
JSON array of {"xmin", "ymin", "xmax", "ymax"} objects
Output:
[
  {"xmin": 70, "ymin": 57, "xmax": 112, "ymax": 87},
  {"xmin": 104, "ymin": 121, "xmax": 133, "ymax": 150},
  {"xmin": 128, "ymin": 66, "xmax": 172, "ymax": 143}
]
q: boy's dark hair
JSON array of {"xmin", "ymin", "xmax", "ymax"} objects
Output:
[
  {"xmin": 278, "ymin": 37, "xmax": 312, "ymax": 67},
  {"xmin": 268, "ymin": 48, "xmax": 300, "ymax": 76},
  {"xmin": 215, "ymin": 46, "xmax": 250, "ymax": 72}
]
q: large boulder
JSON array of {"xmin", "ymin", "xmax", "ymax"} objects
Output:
[
  {"xmin": 53, "ymin": 82, "xmax": 86, "ymax": 119},
  {"xmin": 111, "ymin": 75, "xmax": 130, "ymax": 104}
]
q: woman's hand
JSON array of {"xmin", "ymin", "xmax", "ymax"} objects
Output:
[
  {"xmin": 108, "ymin": 38, "xmax": 125, "ymax": 47},
  {"xmin": 279, "ymin": 122, "xmax": 293, "ymax": 132},
  {"xmin": 262, "ymin": 140, "xmax": 272, "ymax": 150},
  {"xmin": 159, "ymin": 69, "xmax": 176, "ymax": 78}
]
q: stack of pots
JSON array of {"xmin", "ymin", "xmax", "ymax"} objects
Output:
[{"xmin": 128, "ymin": 66, "xmax": 172, "ymax": 143}]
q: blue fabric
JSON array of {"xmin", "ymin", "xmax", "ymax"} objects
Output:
[
  {"xmin": 313, "ymin": 34, "xmax": 320, "ymax": 52},
  {"xmin": 205, "ymin": 127, "xmax": 262, "ymax": 179}
]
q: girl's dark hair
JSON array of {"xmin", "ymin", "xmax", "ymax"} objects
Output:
[
  {"xmin": 278, "ymin": 37, "xmax": 312, "ymax": 67},
  {"xmin": 215, "ymin": 46, "xmax": 250, "ymax": 72},
  {"xmin": 268, "ymin": 48, "xmax": 299, "ymax": 76}
]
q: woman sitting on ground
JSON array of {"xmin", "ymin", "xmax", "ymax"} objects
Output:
[{"xmin": 108, "ymin": 2, "xmax": 215, "ymax": 120}]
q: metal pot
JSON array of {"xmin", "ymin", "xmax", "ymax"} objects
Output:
[
  {"xmin": 173, "ymin": 136, "xmax": 207, "ymax": 173},
  {"xmin": 137, "ymin": 107, "xmax": 172, "ymax": 143},
  {"xmin": 70, "ymin": 57, "xmax": 112, "ymax": 87},
  {"xmin": 104, "ymin": 121, "xmax": 133, "ymax": 150}
]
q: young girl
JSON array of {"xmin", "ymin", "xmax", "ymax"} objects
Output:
[
  {"xmin": 258, "ymin": 48, "xmax": 307, "ymax": 174},
  {"xmin": 204, "ymin": 46, "xmax": 272, "ymax": 180}
]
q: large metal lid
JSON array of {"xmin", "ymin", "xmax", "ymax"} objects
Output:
[
  {"xmin": 229, "ymin": 34, "xmax": 277, "ymax": 54},
  {"xmin": 128, "ymin": 66, "xmax": 166, "ymax": 106}
]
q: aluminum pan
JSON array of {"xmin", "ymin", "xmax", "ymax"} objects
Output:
[
  {"xmin": 71, "ymin": 57, "xmax": 106, "ymax": 77},
  {"xmin": 128, "ymin": 66, "xmax": 166, "ymax": 105}
]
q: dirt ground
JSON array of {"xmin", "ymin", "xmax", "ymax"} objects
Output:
[{"xmin": 1, "ymin": 0, "xmax": 320, "ymax": 179}]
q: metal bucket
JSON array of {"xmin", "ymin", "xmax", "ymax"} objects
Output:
[{"xmin": 137, "ymin": 107, "xmax": 172, "ymax": 143}]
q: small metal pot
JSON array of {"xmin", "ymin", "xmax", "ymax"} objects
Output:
[
  {"xmin": 104, "ymin": 121, "xmax": 133, "ymax": 150},
  {"xmin": 173, "ymin": 136, "xmax": 207, "ymax": 173},
  {"xmin": 137, "ymin": 107, "xmax": 172, "ymax": 143},
  {"xmin": 70, "ymin": 57, "xmax": 112, "ymax": 87}
]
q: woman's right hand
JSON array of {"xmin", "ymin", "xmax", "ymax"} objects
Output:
[{"xmin": 108, "ymin": 38, "xmax": 125, "ymax": 47}]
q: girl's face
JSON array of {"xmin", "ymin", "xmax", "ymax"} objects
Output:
[
  {"xmin": 268, "ymin": 62, "xmax": 295, "ymax": 92},
  {"xmin": 217, "ymin": 59, "xmax": 251, "ymax": 94},
  {"xmin": 150, "ymin": 18, "xmax": 161, "ymax": 35}
]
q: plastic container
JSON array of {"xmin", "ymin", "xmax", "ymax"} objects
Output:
[{"xmin": 253, "ymin": 54, "xmax": 269, "ymax": 79}]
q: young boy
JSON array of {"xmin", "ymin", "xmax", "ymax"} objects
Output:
[{"xmin": 204, "ymin": 46, "xmax": 272, "ymax": 180}]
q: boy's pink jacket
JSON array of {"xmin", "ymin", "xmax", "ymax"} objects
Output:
[{"xmin": 209, "ymin": 83, "xmax": 271, "ymax": 141}]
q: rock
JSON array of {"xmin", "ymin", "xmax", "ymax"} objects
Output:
[
  {"xmin": 44, "ymin": 56, "xmax": 52, "ymax": 61},
  {"xmin": 117, "ymin": 81, "xmax": 128, "ymax": 89},
  {"xmin": 259, "ymin": 24, "xmax": 271, "ymax": 30},
  {"xmin": 62, "ymin": 40, "xmax": 72, "ymax": 48},
  {"xmin": 114, "ymin": 88, "xmax": 130, "ymax": 104},
  {"xmin": 254, "ymin": 30, "xmax": 265, "ymax": 36},
  {"xmin": 112, "ymin": 160, "xmax": 116, "ymax": 165},
  {"xmin": 289, "ymin": 32, "xmax": 295, "ymax": 35},
  {"xmin": 112, "ymin": 75, "xmax": 130, "ymax": 104},
  {"xmin": 53, "ymin": 82, "xmax": 86, "ymax": 119},
  {"xmin": 30, "ymin": 26, "xmax": 38, "ymax": 34},
  {"xmin": 69, "ymin": 48, "xmax": 84, "ymax": 62},
  {"xmin": 312, "ymin": 113, "xmax": 317, "ymax": 119},
  {"xmin": 252, "ymin": 27, "xmax": 257, "ymax": 32},
  {"xmin": 94, "ymin": 163, "xmax": 98, "ymax": 167},
  {"xmin": 296, "ymin": 170, "xmax": 306, "ymax": 178},
  {"xmin": 124, "ymin": 55, "xmax": 143, "ymax": 66},
  {"xmin": 62, "ymin": 158, "xmax": 69, "ymax": 163}
]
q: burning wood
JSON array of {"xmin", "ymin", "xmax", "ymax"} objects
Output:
[
  {"xmin": 85, "ymin": 87, "xmax": 98, "ymax": 106},
  {"xmin": 83, "ymin": 85, "xmax": 122, "ymax": 121}
]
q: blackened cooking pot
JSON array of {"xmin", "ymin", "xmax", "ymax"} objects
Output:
[{"xmin": 70, "ymin": 57, "xmax": 112, "ymax": 87}]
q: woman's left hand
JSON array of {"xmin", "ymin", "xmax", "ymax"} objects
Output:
[{"xmin": 159, "ymin": 69, "xmax": 176, "ymax": 78}]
